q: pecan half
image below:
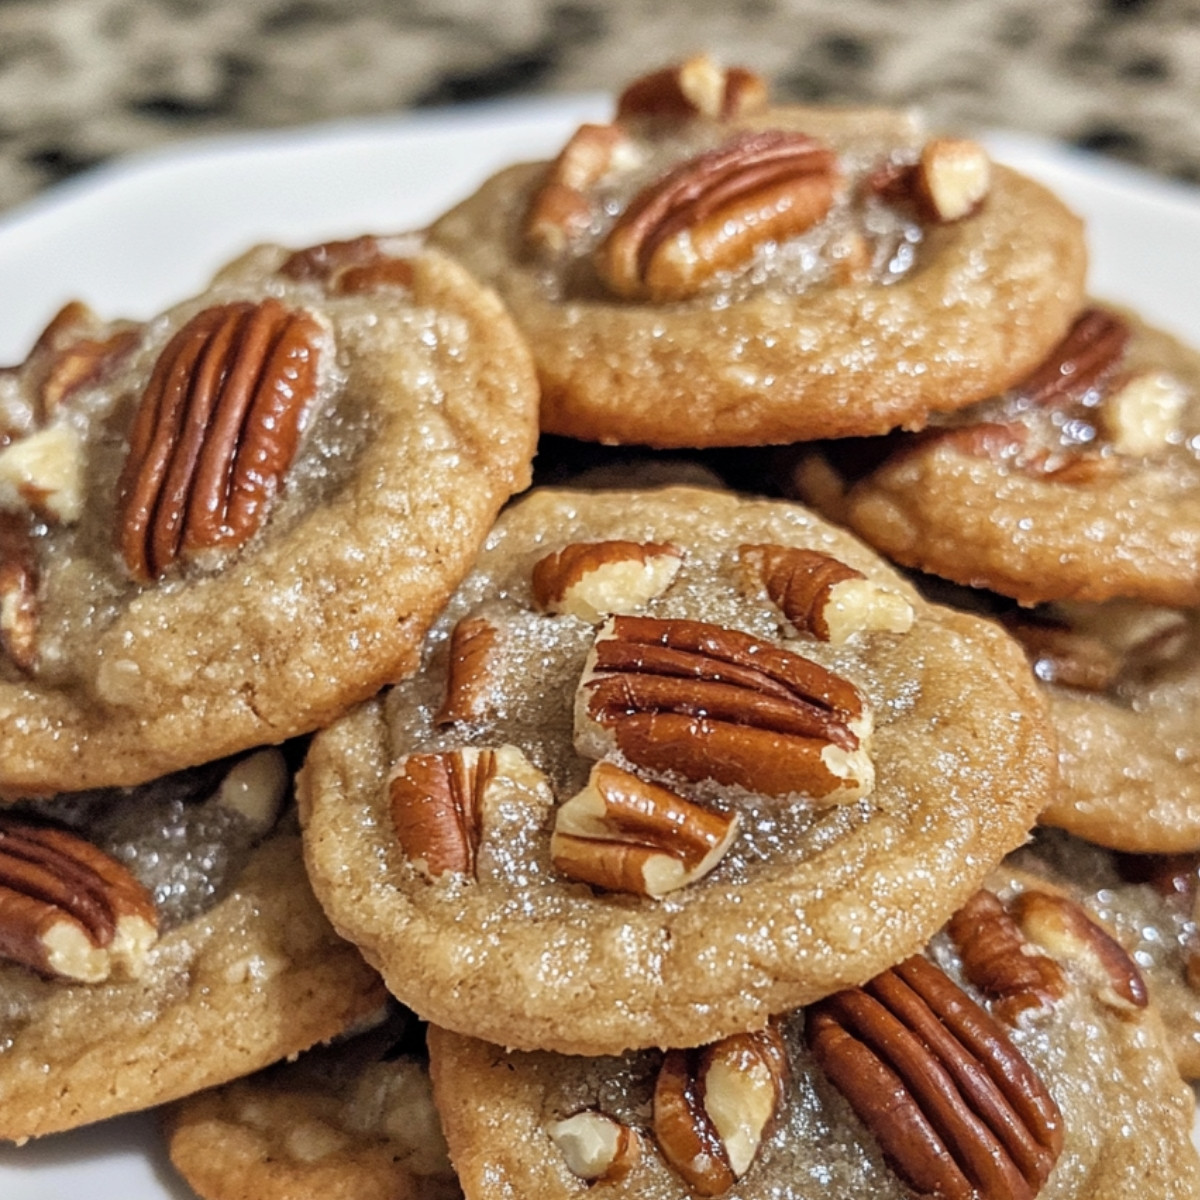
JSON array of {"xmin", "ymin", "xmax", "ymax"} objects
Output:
[
  {"xmin": 1015, "ymin": 307, "xmax": 1130, "ymax": 410},
  {"xmin": 738, "ymin": 543, "xmax": 913, "ymax": 644},
  {"xmin": 576, "ymin": 615, "xmax": 873, "ymax": 802},
  {"xmin": 550, "ymin": 760, "xmax": 739, "ymax": 897},
  {"xmin": 616, "ymin": 55, "xmax": 768, "ymax": 123},
  {"xmin": 531, "ymin": 539, "xmax": 683, "ymax": 622},
  {"xmin": 0, "ymin": 815, "xmax": 158, "ymax": 982},
  {"xmin": 0, "ymin": 511, "xmax": 38, "ymax": 672},
  {"xmin": 807, "ymin": 955, "xmax": 1062, "ymax": 1200},
  {"xmin": 947, "ymin": 889, "xmax": 1067, "ymax": 1024},
  {"xmin": 434, "ymin": 615, "xmax": 500, "ymax": 726},
  {"xmin": 388, "ymin": 745, "xmax": 546, "ymax": 880},
  {"xmin": 653, "ymin": 1024, "xmax": 787, "ymax": 1196},
  {"xmin": 278, "ymin": 235, "xmax": 414, "ymax": 294},
  {"xmin": 1011, "ymin": 890, "xmax": 1148, "ymax": 1014},
  {"xmin": 595, "ymin": 131, "xmax": 840, "ymax": 302},
  {"xmin": 116, "ymin": 298, "xmax": 324, "ymax": 581},
  {"xmin": 546, "ymin": 1110, "xmax": 641, "ymax": 1183},
  {"xmin": 526, "ymin": 123, "xmax": 634, "ymax": 257}
]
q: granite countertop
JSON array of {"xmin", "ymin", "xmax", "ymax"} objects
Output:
[{"xmin": 2, "ymin": 0, "xmax": 1198, "ymax": 222}]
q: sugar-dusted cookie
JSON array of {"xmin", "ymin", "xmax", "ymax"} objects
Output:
[
  {"xmin": 428, "ymin": 56, "xmax": 1086, "ymax": 448},
  {"xmin": 789, "ymin": 306, "xmax": 1200, "ymax": 606},
  {"xmin": 0, "ymin": 235, "xmax": 538, "ymax": 797},
  {"xmin": 300, "ymin": 485, "xmax": 1054, "ymax": 1056},
  {"xmin": 994, "ymin": 597, "xmax": 1200, "ymax": 853},
  {"xmin": 1006, "ymin": 828, "xmax": 1200, "ymax": 1079},
  {"xmin": 0, "ymin": 748, "xmax": 385, "ymax": 1140},
  {"xmin": 165, "ymin": 1006, "xmax": 459, "ymax": 1200},
  {"xmin": 428, "ymin": 869, "xmax": 1199, "ymax": 1200}
]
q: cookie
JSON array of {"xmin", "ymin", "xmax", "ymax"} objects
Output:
[
  {"xmin": 1007, "ymin": 828, "xmax": 1200, "ymax": 1079},
  {"xmin": 992, "ymin": 597, "xmax": 1200, "ymax": 853},
  {"xmin": 788, "ymin": 305, "xmax": 1200, "ymax": 606},
  {"xmin": 428, "ymin": 870, "xmax": 1199, "ymax": 1200},
  {"xmin": 0, "ymin": 234, "xmax": 539, "ymax": 796},
  {"xmin": 428, "ymin": 55, "xmax": 1087, "ymax": 448},
  {"xmin": 299, "ymin": 485, "xmax": 1054, "ymax": 1056},
  {"xmin": 165, "ymin": 1006, "xmax": 459, "ymax": 1200},
  {"xmin": 0, "ymin": 748, "xmax": 385, "ymax": 1140}
]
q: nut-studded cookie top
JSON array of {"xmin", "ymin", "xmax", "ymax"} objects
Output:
[
  {"xmin": 789, "ymin": 306, "xmax": 1200, "ymax": 607},
  {"xmin": 0, "ymin": 749, "xmax": 385, "ymax": 1141},
  {"xmin": 428, "ymin": 55, "xmax": 1087, "ymax": 448},
  {"xmin": 299, "ymin": 486, "xmax": 1054, "ymax": 1055},
  {"xmin": 0, "ymin": 238, "xmax": 539, "ymax": 796},
  {"xmin": 427, "ymin": 867, "xmax": 1200, "ymax": 1200}
]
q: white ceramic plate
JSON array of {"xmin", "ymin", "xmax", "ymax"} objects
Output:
[{"xmin": 1, "ymin": 99, "xmax": 1199, "ymax": 1199}]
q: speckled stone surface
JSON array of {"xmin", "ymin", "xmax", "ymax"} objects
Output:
[{"xmin": 0, "ymin": 0, "xmax": 1198, "ymax": 218}]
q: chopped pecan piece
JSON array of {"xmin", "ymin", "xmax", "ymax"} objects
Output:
[
  {"xmin": 0, "ymin": 815, "xmax": 158, "ymax": 982},
  {"xmin": 546, "ymin": 1110, "xmax": 641, "ymax": 1182},
  {"xmin": 434, "ymin": 615, "xmax": 500, "ymax": 726},
  {"xmin": 0, "ymin": 511, "xmax": 38, "ymax": 672},
  {"xmin": 388, "ymin": 745, "xmax": 546, "ymax": 880},
  {"xmin": 596, "ymin": 131, "xmax": 840, "ymax": 302},
  {"xmin": 531, "ymin": 539, "xmax": 683, "ymax": 622},
  {"xmin": 1011, "ymin": 890, "xmax": 1148, "ymax": 1014},
  {"xmin": 576, "ymin": 615, "xmax": 873, "ymax": 802},
  {"xmin": 738, "ymin": 543, "xmax": 913, "ymax": 644},
  {"xmin": 616, "ymin": 55, "xmax": 768, "ymax": 122},
  {"xmin": 550, "ymin": 760, "xmax": 739, "ymax": 898},
  {"xmin": 947, "ymin": 889, "xmax": 1067, "ymax": 1024},
  {"xmin": 807, "ymin": 955, "xmax": 1063, "ymax": 1200},
  {"xmin": 278, "ymin": 235, "xmax": 414, "ymax": 294},
  {"xmin": 653, "ymin": 1024, "xmax": 787, "ymax": 1195},
  {"xmin": 116, "ymin": 298, "xmax": 324, "ymax": 581},
  {"xmin": 871, "ymin": 139, "xmax": 991, "ymax": 223},
  {"xmin": 526, "ymin": 123, "xmax": 634, "ymax": 257}
]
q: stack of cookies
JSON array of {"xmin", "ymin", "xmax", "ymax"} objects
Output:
[{"xmin": 1, "ymin": 53, "xmax": 1199, "ymax": 1200}]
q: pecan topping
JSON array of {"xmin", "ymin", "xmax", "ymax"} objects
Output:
[
  {"xmin": 1015, "ymin": 307, "xmax": 1130, "ymax": 410},
  {"xmin": 871, "ymin": 138, "xmax": 991, "ymax": 223},
  {"xmin": 279, "ymin": 235, "xmax": 414, "ymax": 294},
  {"xmin": 0, "ymin": 511, "xmax": 38, "ymax": 672},
  {"xmin": 595, "ymin": 131, "xmax": 840, "ymax": 302},
  {"xmin": 576, "ymin": 615, "xmax": 873, "ymax": 802},
  {"xmin": 434, "ymin": 615, "xmax": 500, "ymax": 726},
  {"xmin": 531, "ymin": 539, "xmax": 683, "ymax": 622},
  {"xmin": 116, "ymin": 298, "xmax": 323, "ymax": 582},
  {"xmin": 616, "ymin": 55, "xmax": 768, "ymax": 122},
  {"xmin": 1011, "ymin": 890, "xmax": 1148, "ymax": 1013},
  {"xmin": 653, "ymin": 1025, "xmax": 787, "ymax": 1196},
  {"xmin": 738, "ymin": 543, "xmax": 913, "ymax": 644},
  {"xmin": 1001, "ymin": 614, "xmax": 1122, "ymax": 693},
  {"xmin": 947, "ymin": 889, "xmax": 1067, "ymax": 1024},
  {"xmin": 550, "ymin": 760, "xmax": 739, "ymax": 898},
  {"xmin": 0, "ymin": 815, "xmax": 158, "ymax": 982},
  {"xmin": 807, "ymin": 955, "xmax": 1063, "ymax": 1200},
  {"xmin": 546, "ymin": 1110, "xmax": 641, "ymax": 1182},
  {"xmin": 388, "ymin": 745, "xmax": 546, "ymax": 880},
  {"xmin": 526, "ymin": 123, "xmax": 634, "ymax": 257}
]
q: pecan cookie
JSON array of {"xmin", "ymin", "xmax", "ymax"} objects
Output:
[
  {"xmin": 299, "ymin": 485, "xmax": 1054, "ymax": 1056},
  {"xmin": 993, "ymin": 597, "xmax": 1200, "ymax": 853},
  {"xmin": 0, "ymin": 235, "xmax": 538, "ymax": 796},
  {"xmin": 1006, "ymin": 828, "xmax": 1200, "ymax": 1079},
  {"xmin": 788, "ymin": 306, "xmax": 1200, "ymax": 606},
  {"xmin": 428, "ymin": 55, "xmax": 1087, "ymax": 448},
  {"xmin": 427, "ymin": 870, "xmax": 1199, "ymax": 1200},
  {"xmin": 0, "ymin": 748, "xmax": 385, "ymax": 1140},
  {"xmin": 166, "ymin": 1006, "xmax": 459, "ymax": 1200}
]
